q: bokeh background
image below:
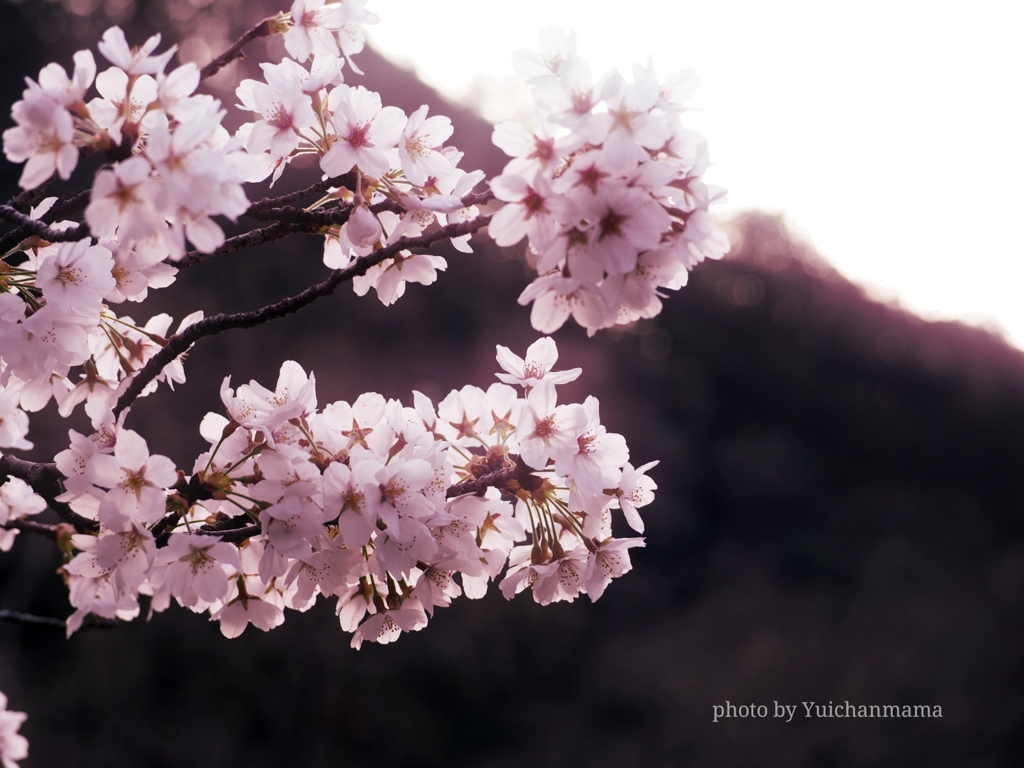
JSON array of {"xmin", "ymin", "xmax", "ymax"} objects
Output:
[{"xmin": 1, "ymin": 2, "xmax": 1024, "ymax": 766}]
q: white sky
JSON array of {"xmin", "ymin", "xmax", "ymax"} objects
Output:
[{"xmin": 368, "ymin": 0, "xmax": 1024, "ymax": 346}]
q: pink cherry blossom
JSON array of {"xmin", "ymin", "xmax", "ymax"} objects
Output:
[
  {"xmin": 495, "ymin": 336, "xmax": 582, "ymax": 389},
  {"xmin": 0, "ymin": 692, "xmax": 28, "ymax": 768},
  {"xmin": 399, "ymin": 105, "xmax": 454, "ymax": 186},
  {"xmin": 88, "ymin": 428, "xmax": 177, "ymax": 525},
  {"xmin": 35, "ymin": 239, "xmax": 116, "ymax": 317},
  {"xmin": 584, "ymin": 537, "xmax": 645, "ymax": 601},
  {"xmin": 154, "ymin": 534, "xmax": 242, "ymax": 608},
  {"xmin": 3, "ymin": 91, "xmax": 78, "ymax": 189},
  {"xmin": 321, "ymin": 85, "xmax": 405, "ymax": 178},
  {"xmin": 0, "ymin": 478, "xmax": 46, "ymax": 552}
]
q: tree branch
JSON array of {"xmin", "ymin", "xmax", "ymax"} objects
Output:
[
  {"xmin": 446, "ymin": 463, "xmax": 524, "ymax": 499},
  {"xmin": 0, "ymin": 609, "xmax": 120, "ymax": 630},
  {"xmin": 178, "ymin": 221, "xmax": 303, "ymax": 268},
  {"xmin": 3, "ymin": 181, "xmax": 53, "ymax": 213},
  {"xmin": 0, "ymin": 205, "xmax": 91, "ymax": 244},
  {"xmin": 240, "ymin": 202, "xmax": 355, "ymax": 227},
  {"xmin": 0, "ymin": 455, "xmax": 99, "ymax": 534},
  {"xmin": 200, "ymin": 17, "xmax": 278, "ymax": 81},
  {"xmin": 116, "ymin": 212, "xmax": 492, "ymax": 416},
  {"xmin": 1, "ymin": 518, "xmax": 62, "ymax": 541},
  {"xmin": 41, "ymin": 189, "xmax": 91, "ymax": 222},
  {"xmin": 182, "ymin": 188, "xmax": 494, "ymax": 268},
  {"xmin": 0, "ymin": 190, "xmax": 90, "ymax": 254},
  {"xmin": 245, "ymin": 172, "xmax": 357, "ymax": 218},
  {"xmin": 196, "ymin": 524, "xmax": 262, "ymax": 543},
  {"xmin": 0, "ymin": 609, "xmax": 66, "ymax": 629}
]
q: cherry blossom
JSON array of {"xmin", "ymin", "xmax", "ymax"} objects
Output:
[
  {"xmin": 0, "ymin": 692, "xmax": 27, "ymax": 768},
  {"xmin": 321, "ymin": 85, "xmax": 405, "ymax": 178},
  {"xmin": 154, "ymin": 534, "xmax": 242, "ymax": 608},
  {"xmin": 0, "ymin": 389, "xmax": 32, "ymax": 452},
  {"xmin": 0, "ymin": 478, "xmax": 46, "ymax": 552},
  {"xmin": 34, "ymin": 239, "xmax": 115, "ymax": 317},
  {"xmin": 399, "ymin": 105, "xmax": 454, "ymax": 186},
  {"xmin": 495, "ymin": 335, "xmax": 581, "ymax": 389},
  {"xmin": 492, "ymin": 28, "xmax": 729, "ymax": 333},
  {"xmin": 97, "ymin": 27, "xmax": 176, "ymax": 77},
  {"xmin": 584, "ymin": 537, "xmax": 645, "ymax": 601},
  {"xmin": 88, "ymin": 428, "xmax": 177, "ymax": 525},
  {"xmin": 3, "ymin": 91, "xmax": 78, "ymax": 189},
  {"xmin": 284, "ymin": 0, "xmax": 346, "ymax": 62}
]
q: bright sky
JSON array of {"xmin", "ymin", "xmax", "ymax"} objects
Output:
[{"xmin": 368, "ymin": 0, "xmax": 1024, "ymax": 346}]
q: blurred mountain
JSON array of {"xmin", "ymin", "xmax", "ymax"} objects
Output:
[{"xmin": 2, "ymin": 4, "xmax": 1024, "ymax": 767}]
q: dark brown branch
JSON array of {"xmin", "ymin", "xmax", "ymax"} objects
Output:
[
  {"xmin": 245, "ymin": 172, "xmax": 357, "ymax": 217},
  {"xmin": 0, "ymin": 205, "xmax": 91, "ymax": 243},
  {"xmin": 200, "ymin": 17, "xmax": 277, "ymax": 81},
  {"xmin": 243, "ymin": 203, "xmax": 354, "ymax": 226},
  {"xmin": 179, "ymin": 177, "xmax": 360, "ymax": 267},
  {"xmin": 0, "ymin": 455, "xmax": 99, "ymax": 534},
  {"xmin": 183, "ymin": 188, "xmax": 494, "ymax": 268},
  {"xmin": 0, "ymin": 609, "xmax": 66, "ymax": 629},
  {"xmin": 453, "ymin": 190, "xmax": 496, "ymax": 208},
  {"xmin": 4, "ymin": 181, "xmax": 53, "ymax": 213},
  {"xmin": 178, "ymin": 221, "xmax": 302, "ymax": 268},
  {"xmin": 445, "ymin": 464, "xmax": 525, "ymax": 499},
  {"xmin": 0, "ymin": 608, "xmax": 120, "ymax": 630},
  {"xmin": 116, "ymin": 212, "xmax": 492, "ymax": 415},
  {"xmin": 245, "ymin": 180, "xmax": 491, "ymax": 221},
  {"xmin": 0, "ymin": 190, "xmax": 91, "ymax": 254},
  {"xmin": 42, "ymin": 189, "xmax": 91, "ymax": 221},
  {"xmin": 196, "ymin": 524, "xmax": 262, "ymax": 543}
]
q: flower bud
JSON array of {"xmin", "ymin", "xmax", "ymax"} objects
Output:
[{"xmin": 345, "ymin": 203, "xmax": 382, "ymax": 248}]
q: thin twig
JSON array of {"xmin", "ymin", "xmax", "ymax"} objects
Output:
[
  {"xmin": 0, "ymin": 609, "xmax": 66, "ymax": 629},
  {"xmin": 1, "ymin": 519, "xmax": 61, "ymax": 541},
  {"xmin": 116, "ymin": 213, "xmax": 492, "ymax": 416},
  {"xmin": 200, "ymin": 17, "xmax": 277, "ymax": 81},
  {"xmin": 0, "ymin": 609, "xmax": 120, "ymax": 630}
]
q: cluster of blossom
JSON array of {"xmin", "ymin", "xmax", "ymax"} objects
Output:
[
  {"xmin": 0, "ymin": 213, "xmax": 200, "ymax": 443},
  {"xmin": 3, "ymin": 28, "xmax": 259, "ymax": 257},
  {"xmin": 0, "ymin": 692, "xmax": 27, "ymax": 768},
  {"xmin": 53, "ymin": 338, "xmax": 655, "ymax": 645},
  {"xmin": 234, "ymin": 4, "xmax": 483, "ymax": 305},
  {"xmin": 0, "ymin": 1, "xmax": 484, "ymax": 443},
  {"xmin": 0, "ymin": 19, "xmax": 262, "ymax": 444},
  {"xmin": 490, "ymin": 28, "xmax": 730, "ymax": 334}
]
